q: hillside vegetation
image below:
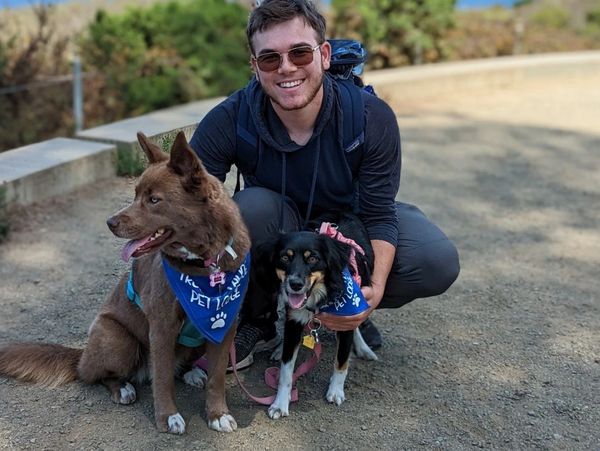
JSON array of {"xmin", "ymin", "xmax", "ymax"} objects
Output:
[{"xmin": 1, "ymin": 0, "xmax": 599, "ymax": 152}]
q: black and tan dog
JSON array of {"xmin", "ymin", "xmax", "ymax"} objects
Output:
[
  {"xmin": 0, "ymin": 132, "xmax": 250, "ymax": 434},
  {"xmin": 254, "ymin": 212, "xmax": 378, "ymax": 419}
]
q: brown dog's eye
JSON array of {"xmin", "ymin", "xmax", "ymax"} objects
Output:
[{"xmin": 149, "ymin": 196, "xmax": 161, "ymax": 204}]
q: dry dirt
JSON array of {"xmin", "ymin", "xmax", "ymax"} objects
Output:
[{"xmin": 1, "ymin": 72, "xmax": 599, "ymax": 450}]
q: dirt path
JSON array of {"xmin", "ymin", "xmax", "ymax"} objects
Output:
[{"xmin": 1, "ymin": 72, "xmax": 599, "ymax": 450}]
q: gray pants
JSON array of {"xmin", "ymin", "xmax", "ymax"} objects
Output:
[{"xmin": 234, "ymin": 187, "xmax": 460, "ymax": 321}]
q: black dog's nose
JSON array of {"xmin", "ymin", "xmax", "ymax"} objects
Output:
[
  {"xmin": 288, "ymin": 278, "xmax": 304, "ymax": 292},
  {"xmin": 106, "ymin": 216, "xmax": 119, "ymax": 231}
]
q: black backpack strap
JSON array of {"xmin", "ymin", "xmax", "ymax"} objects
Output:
[{"xmin": 336, "ymin": 78, "xmax": 365, "ymax": 153}]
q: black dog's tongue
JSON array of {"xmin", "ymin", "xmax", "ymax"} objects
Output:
[{"xmin": 288, "ymin": 293, "xmax": 306, "ymax": 309}]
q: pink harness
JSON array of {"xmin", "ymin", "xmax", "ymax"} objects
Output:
[{"xmin": 318, "ymin": 222, "xmax": 365, "ymax": 286}]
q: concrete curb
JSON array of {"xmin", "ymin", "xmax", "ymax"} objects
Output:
[
  {"xmin": 76, "ymin": 97, "xmax": 224, "ymax": 175},
  {"xmin": 0, "ymin": 138, "xmax": 116, "ymax": 206}
]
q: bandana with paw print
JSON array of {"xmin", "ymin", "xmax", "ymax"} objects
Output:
[{"xmin": 161, "ymin": 253, "xmax": 250, "ymax": 344}]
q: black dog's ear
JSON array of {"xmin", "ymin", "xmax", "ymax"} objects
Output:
[
  {"xmin": 251, "ymin": 237, "xmax": 282, "ymax": 295},
  {"xmin": 320, "ymin": 235, "xmax": 352, "ymax": 297}
]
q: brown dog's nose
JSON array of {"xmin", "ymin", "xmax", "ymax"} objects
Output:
[{"xmin": 106, "ymin": 216, "xmax": 119, "ymax": 231}]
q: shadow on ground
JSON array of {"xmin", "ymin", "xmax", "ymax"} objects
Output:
[{"xmin": 0, "ymin": 118, "xmax": 599, "ymax": 449}]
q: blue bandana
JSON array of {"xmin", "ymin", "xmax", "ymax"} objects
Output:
[
  {"xmin": 161, "ymin": 253, "xmax": 250, "ymax": 344},
  {"xmin": 319, "ymin": 267, "xmax": 369, "ymax": 316}
]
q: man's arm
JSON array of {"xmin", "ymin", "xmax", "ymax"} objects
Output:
[
  {"xmin": 316, "ymin": 95, "xmax": 401, "ymax": 331},
  {"xmin": 189, "ymin": 95, "xmax": 239, "ymax": 181}
]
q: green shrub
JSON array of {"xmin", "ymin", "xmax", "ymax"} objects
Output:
[
  {"xmin": 330, "ymin": 0, "xmax": 456, "ymax": 67},
  {"xmin": 530, "ymin": 4, "xmax": 570, "ymax": 29},
  {"xmin": 444, "ymin": 8, "xmax": 515, "ymax": 60},
  {"xmin": 588, "ymin": 7, "xmax": 600, "ymax": 26},
  {"xmin": 79, "ymin": 0, "xmax": 251, "ymax": 118},
  {"xmin": 584, "ymin": 7, "xmax": 600, "ymax": 37},
  {"xmin": 117, "ymin": 145, "xmax": 146, "ymax": 176}
]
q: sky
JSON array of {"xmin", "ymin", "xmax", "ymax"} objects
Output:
[{"xmin": 1, "ymin": 0, "xmax": 516, "ymax": 10}]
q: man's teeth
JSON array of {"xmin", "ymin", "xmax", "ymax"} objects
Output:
[
  {"xmin": 148, "ymin": 229, "xmax": 164, "ymax": 241},
  {"xmin": 279, "ymin": 80, "xmax": 302, "ymax": 88}
]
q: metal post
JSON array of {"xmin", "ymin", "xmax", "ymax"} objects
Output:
[{"xmin": 72, "ymin": 55, "xmax": 84, "ymax": 133}]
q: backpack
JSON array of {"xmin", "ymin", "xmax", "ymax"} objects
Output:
[{"xmin": 235, "ymin": 39, "xmax": 375, "ymax": 193}]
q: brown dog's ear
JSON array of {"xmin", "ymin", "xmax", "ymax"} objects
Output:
[
  {"xmin": 167, "ymin": 131, "xmax": 207, "ymax": 188},
  {"xmin": 137, "ymin": 132, "xmax": 168, "ymax": 164}
]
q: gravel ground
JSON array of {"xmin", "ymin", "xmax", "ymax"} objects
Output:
[{"xmin": 1, "ymin": 71, "xmax": 599, "ymax": 450}]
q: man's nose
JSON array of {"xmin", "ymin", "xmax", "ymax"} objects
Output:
[{"xmin": 278, "ymin": 53, "xmax": 297, "ymax": 73}]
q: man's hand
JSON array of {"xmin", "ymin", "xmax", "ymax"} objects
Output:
[
  {"xmin": 316, "ymin": 282, "xmax": 385, "ymax": 331},
  {"xmin": 316, "ymin": 239, "xmax": 394, "ymax": 331}
]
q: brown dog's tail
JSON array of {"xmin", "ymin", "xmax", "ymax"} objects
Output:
[{"xmin": 0, "ymin": 343, "xmax": 83, "ymax": 387}]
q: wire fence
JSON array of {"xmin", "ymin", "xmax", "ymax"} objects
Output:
[{"xmin": 0, "ymin": 57, "xmax": 88, "ymax": 133}]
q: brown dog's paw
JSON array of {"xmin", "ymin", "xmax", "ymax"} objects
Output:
[
  {"xmin": 183, "ymin": 367, "xmax": 207, "ymax": 388},
  {"xmin": 109, "ymin": 382, "xmax": 137, "ymax": 405},
  {"xmin": 156, "ymin": 413, "xmax": 186, "ymax": 434},
  {"xmin": 207, "ymin": 414, "xmax": 237, "ymax": 433}
]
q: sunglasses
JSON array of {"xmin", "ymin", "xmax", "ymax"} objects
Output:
[{"xmin": 253, "ymin": 44, "xmax": 321, "ymax": 72}]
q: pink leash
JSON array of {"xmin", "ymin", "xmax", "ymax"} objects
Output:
[
  {"xmin": 194, "ymin": 338, "xmax": 322, "ymax": 406},
  {"xmin": 229, "ymin": 341, "xmax": 321, "ymax": 405},
  {"xmin": 318, "ymin": 222, "xmax": 365, "ymax": 286}
]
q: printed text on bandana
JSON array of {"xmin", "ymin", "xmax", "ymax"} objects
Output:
[
  {"xmin": 319, "ymin": 267, "xmax": 369, "ymax": 316},
  {"xmin": 180, "ymin": 267, "xmax": 246, "ymax": 311},
  {"xmin": 162, "ymin": 253, "xmax": 250, "ymax": 343}
]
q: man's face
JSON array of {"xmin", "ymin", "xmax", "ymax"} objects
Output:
[{"xmin": 251, "ymin": 17, "xmax": 331, "ymax": 112}]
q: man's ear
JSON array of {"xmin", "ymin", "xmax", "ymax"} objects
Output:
[
  {"xmin": 167, "ymin": 131, "xmax": 207, "ymax": 189},
  {"xmin": 320, "ymin": 40, "xmax": 331, "ymax": 71},
  {"xmin": 137, "ymin": 132, "xmax": 168, "ymax": 165}
]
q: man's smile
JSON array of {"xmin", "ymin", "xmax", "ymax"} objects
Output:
[{"xmin": 277, "ymin": 79, "xmax": 304, "ymax": 88}]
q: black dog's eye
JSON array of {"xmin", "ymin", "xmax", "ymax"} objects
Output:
[
  {"xmin": 280, "ymin": 255, "xmax": 290, "ymax": 263},
  {"xmin": 307, "ymin": 255, "xmax": 318, "ymax": 264}
]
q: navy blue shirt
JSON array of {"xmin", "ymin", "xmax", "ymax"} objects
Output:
[{"xmin": 190, "ymin": 75, "xmax": 401, "ymax": 246}]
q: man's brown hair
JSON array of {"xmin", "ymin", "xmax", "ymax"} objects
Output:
[{"xmin": 247, "ymin": 0, "xmax": 327, "ymax": 53}]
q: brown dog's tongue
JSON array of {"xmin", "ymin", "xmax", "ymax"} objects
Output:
[
  {"xmin": 288, "ymin": 293, "xmax": 306, "ymax": 309},
  {"xmin": 121, "ymin": 235, "xmax": 153, "ymax": 262}
]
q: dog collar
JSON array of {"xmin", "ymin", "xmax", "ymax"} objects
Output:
[
  {"xmin": 178, "ymin": 237, "xmax": 237, "ymax": 268},
  {"xmin": 162, "ymin": 252, "xmax": 250, "ymax": 344},
  {"xmin": 319, "ymin": 267, "xmax": 369, "ymax": 316},
  {"xmin": 201, "ymin": 237, "xmax": 237, "ymax": 268}
]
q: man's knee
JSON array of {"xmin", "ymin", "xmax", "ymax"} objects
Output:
[
  {"xmin": 416, "ymin": 238, "xmax": 460, "ymax": 297},
  {"xmin": 380, "ymin": 238, "xmax": 459, "ymax": 309},
  {"xmin": 233, "ymin": 187, "xmax": 296, "ymax": 244},
  {"xmin": 233, "ymin": 188, "xmax": 279, "ymax": 228}
]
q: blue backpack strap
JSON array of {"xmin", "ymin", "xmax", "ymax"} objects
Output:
[{"xmin": 337, "ymin": 78, "xmax": 365, "ymax": 154}]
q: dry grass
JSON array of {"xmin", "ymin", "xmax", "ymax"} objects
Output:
[{"xmin": 0, "ymin": 0, "xmax": 169, "ymax": 41}]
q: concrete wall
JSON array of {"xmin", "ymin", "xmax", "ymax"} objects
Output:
[{"xmin": 0, "ymin": 138, "xmax": 116, "ymax": 206}]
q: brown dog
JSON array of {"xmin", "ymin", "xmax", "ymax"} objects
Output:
[{"xmin": 0, "ymin": 132, "xmax": 251, "ymax": 434}]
